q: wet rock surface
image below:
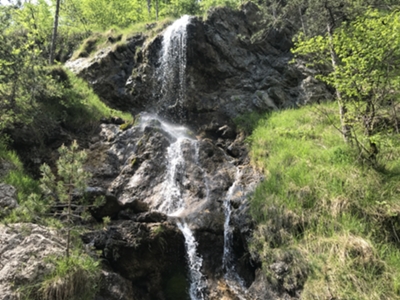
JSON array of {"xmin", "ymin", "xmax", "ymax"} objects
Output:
[
  {"xmin": 82, "ymin": 113, "xmax": 263, "ymax": 298},
  {"xmin": 84, "ymin": 220, "xmax": 187, "ymax": 300}
]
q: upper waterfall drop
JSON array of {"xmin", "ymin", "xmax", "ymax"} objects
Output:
[{"xmin": 158, "ymin": 15, "xmax": 192, "ymax": 114}]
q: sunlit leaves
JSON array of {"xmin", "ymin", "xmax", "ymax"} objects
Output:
[{"xmin": 293, "ymin": 7, "xmax": 400, "ymax": 161}]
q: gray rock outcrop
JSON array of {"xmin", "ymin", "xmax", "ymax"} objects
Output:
[
  {"xmin": 67, "ymin": 3, "xmax": 331, "ymax": 130},
  {"xmin": 0, "ymin": 223, "xmax": 64, "ymax": 300},
  {"xmin": 0, "ymin": 184, "xmax": 18, "ymax": 217}
]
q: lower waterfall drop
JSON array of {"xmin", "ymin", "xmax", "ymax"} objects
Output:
[
  {"xmin": 223, "ymin": 168, "xmax": 248, "ymax": 299},
  {"xmin": 141, "ymin": 114, "xmax": 208, "ymax": 300},
  {"xmin": 177, "ymin": 222, "xmax": 208, "ymax": 300}
]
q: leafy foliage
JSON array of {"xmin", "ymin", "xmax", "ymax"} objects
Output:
[
  {"xmin": 293, "ymin": 8, "xmax": 400, "ymax": 163},
  {"xmin": 40, "ymin": 140, "xmax": 91, "ymax": 257}
]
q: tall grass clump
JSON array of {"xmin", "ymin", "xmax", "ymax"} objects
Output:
[
  {"xmin": 248, "ymin": 102, "xmax": 400, "ymax": 299},
  {"xmin": 19, "ymin": 251, "xmax": 100, "ymax": 300}
]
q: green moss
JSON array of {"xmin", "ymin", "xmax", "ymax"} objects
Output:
[
  {"xmin": 119, "ymin": 119, "xmax": 136, "ymax": 131},
  {"xmin": 71, "ymin": 17, "xmax": 176, "ymax": 62},
  {"xmin": 119, "ymin": 122, "xmax": 132, "ymax": 131}
]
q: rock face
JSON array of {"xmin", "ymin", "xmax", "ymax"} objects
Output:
[
  {"xmin": 66, "ymin": 34, "xmax": 147, "ymax": 111},
  {"xmin": 85, "ymin": 220, "xmax": 187, "ymax": 300},
  {"xmin": 0, "ymin": 223, "xmax": 65, "ymax": 300},
  {"xmin": 0, "ymin": 184, "xmax": 18, "ymax": 217},
  {"xmin": 84, "ymin": 114, "xmax": 261, "ymax": 298},
  {"xmin": 65, "ymin": 3, "xmax": 319, "ymax": 299},
  {"xmin": 67, "ymin": 3, "xmax": 328, "ymax": 130}
]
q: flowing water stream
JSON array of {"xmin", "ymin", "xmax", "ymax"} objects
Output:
[
  {"xmin": 223, "ymin": 168, "xmax": 248, "ymax": 299},
  {"xmin": 150, "ymin": 15, "xmax": 246, "ymax": 299},
  {"xmin": 158, "ymin": 14, "xmax": 191, "ymax": 111},
  {"xmin": 140, "ymin": 112, "xmax": 208, "ymax": 299}
]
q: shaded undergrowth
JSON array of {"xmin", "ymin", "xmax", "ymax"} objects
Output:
[
  {"xmin": 246, "ymin": 103, "xmax": 400, "ymax": 299},
  {"xmin": 0, "ymin": 65, "xmax": 118, "ymax": 299}
]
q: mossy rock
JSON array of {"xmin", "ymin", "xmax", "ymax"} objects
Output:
[{"xmin": 119, "ymin": 119, "xmax": 136, "ymax": 131}]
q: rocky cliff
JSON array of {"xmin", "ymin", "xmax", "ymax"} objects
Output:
[{"xmin": 0, "ymin": 3, "xmax": 332, "ymax": 300}]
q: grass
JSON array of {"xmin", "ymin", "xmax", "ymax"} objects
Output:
[
  {"xmin": 247, "ymin": 102, "xmax": 400, "ymax": 299},
  {"xmin": 71, "ymin": 17, "xmax": 176, "ymax": 60},
  {"xmin": 0, "ymin": 138, "xmax": 42, "ymax": 222},
  {"xmin": 43, "ymin": 66, "xmax": 131, "ymax": 127},
  {"xmin": 0, "ymin": 149, "xmax": 52, "ymax": 224},
  {"xmin": 19, "ymin": 251, "xmax": 100, "ymax": 300}
]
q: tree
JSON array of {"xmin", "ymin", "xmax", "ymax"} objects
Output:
[
  {"xmin": 257, "ymin": 0, "xmax": 398, "ymax": 143},
  {"xmin": 49, "ymin": 0, "xmax": 60, "ymax": 64},
  {"xmin": 0, "ymin": 18, "xmax": 56, "ymax": 132},
  {"xmin": 39, "ymin": 140, "xmax": 91, "ymax": 258},
  {"xmin": 293, "ymin": 8, "xmax": 400, "ymax": 162}
]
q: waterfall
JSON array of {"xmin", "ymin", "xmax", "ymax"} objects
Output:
[
  {"xmin": 177, "ymin": 222, "xmax": 208, "ymax": 300},
  {"xmin": 149, "ymin": 15, "xmax": 249, "ymax": 299},
  {"xmin": 158, "ymin": 15, "xmax": 191, "ymax": 112},
  {"xmin": 158, "ymin": 129, "xmax": 208, "ymax": 299},
  {"xmin": 223, "ymin": 168, "xmax": 248, "ymax": 299},
  {"xmin": 158, "ymin": 138, "xmax": 186, "ymax": 216},
  {"xmin": 155, "ymin": 16, "xmax": 208, "ymax": 300},
  {"xmin": 140, "ymin": 112, "xmax": 207, "ymax": 299}
]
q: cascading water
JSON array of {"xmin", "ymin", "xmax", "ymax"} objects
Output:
[
  {"xmin": 145, "ymin": 15, "xmax": 250, "ymax": 300},
  {"xmin": 155, "ymin": 16, "xmax": 209, "ymax": 300},
  {"xmin": 178, "ymin": 222, "xmax": 208, "ymax": 300},
  {"xmin": 223, "ymin": 169, "xmax": 249, "ymax": 300},
  {"xmin": 158, "ymin": 15, "xmax": 191, "ymax": 112},
  {"xmin": 139, "ymin": 111, "xmax": 208, "ymax": 299}
]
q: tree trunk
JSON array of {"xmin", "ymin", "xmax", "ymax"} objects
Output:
[
  {"xmin": 155, "ymin": 0, "xmax": 158, "ymax": 21},
  {"xmin": 327, "ymin": 23, "xmax": 351, "ymax": 143},
  {"xmin": 66, "ymin": 189, "xmax": 71, "ymax": 259},
  {"xmin": 49, "ymin": 0, "xmax": 61, "ymax": 65},
  {"xmin": 147, "ymin": 0, "xmax": 151, "ymax": 16},
  {"xmin": 299, "ymin": 6, "xmax": 306, "ymax": 35}
]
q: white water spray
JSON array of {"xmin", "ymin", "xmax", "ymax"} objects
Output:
[
  {"xmin": 157, "ymin": 17, "xmax": 208, "ymax": 300},
  {"xmin": 139, "ymin": 113, "xmax": 208, "ymax": 299},
  {"xmin": 178, "ymin": 222, "xmax": 208, "ymax": 300},
  {"xmin": 159, "ymin": 15, "xmax": 191, "ymax": 109}
]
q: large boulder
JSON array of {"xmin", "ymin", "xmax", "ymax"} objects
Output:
[
  {"xmin": 84, "ymin": 220, "xmax": 187, "ymax": 300},
  {"xmin": 0, "ymin": 223, "xmax": 65, "ymax": 300}
]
